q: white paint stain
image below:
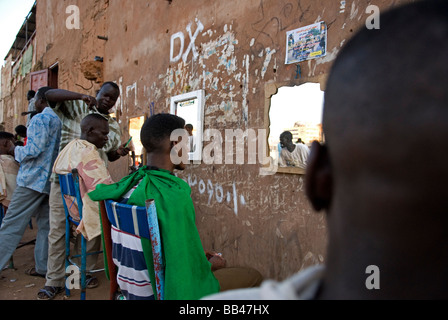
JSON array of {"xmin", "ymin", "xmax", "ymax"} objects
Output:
[
  {"xmin": 242, "ymin": 54, "xmax": 250, "ymax": 126},
  {"xmin": 126, "ymin": 82, "xmax": 137, "ymax": 109},
  {"xmin": 261, "ymin": 48, "xmax": 276, "ymax": 79},
  {"xmin": 276, "ymin": 228, "xmax": 284, "ymax": 239},
  {"xmin": 350, "ymin": 1, "xmax": 359, "ymax": 20},
  {"xmin": 315, "ymin": 47, "xmax": 340, "ymax": 66},
  {"xmin": 340, "ymin": 0, "xmax": 346, "ymax": 13}
]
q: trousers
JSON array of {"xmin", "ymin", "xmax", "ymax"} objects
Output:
[
  {"xmin": 213, "ymin": 267, "xmax": 263, "ymax": 292},
  {"xmin": 45, "ymin": 181, "xmax": 101, "ymax": 287},
  {"xmin": 0, "ymin": 186, "xmax": 50, "ymax": 274}
]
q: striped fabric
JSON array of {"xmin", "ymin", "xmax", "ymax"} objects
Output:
[
  {"xmin": 105, "ymin": 199, "xmax": 151, "ymax": 239},
  {"xmin": 53, "ymin": 100, "xmax": 121, "ymax": 155},
  {"xmin": 111, "ymin": 225, "xmax": 154, "ymax": 300},
  {"xmin": 105, "ymin": 180, "xmax": 155, "ymax": 300}
]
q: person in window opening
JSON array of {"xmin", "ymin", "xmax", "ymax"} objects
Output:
[
  {"xmin": 185, "ymin": 123, "xmax": 196, "ymax": 153},
  {"xmin": 278, "ymin": 131, "xmax": 309, "ymax": 169}
]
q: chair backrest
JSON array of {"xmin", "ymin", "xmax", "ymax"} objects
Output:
[
  {"xmin": 104, "ymin": 200, "xmax": 150, "ymax": 238},
  {"xmin": 58, "ymin": 169, "xmax": 83, "ymax": 224},
  {"xmin": 59, "ymin": 170, "xmax": 79, "ymax": 197},
  {"xmin": 103, "ymin": 199, "xmax": 165, "ymax": 300}
]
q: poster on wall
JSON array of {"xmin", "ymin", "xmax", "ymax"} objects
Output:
[{"xmin": 285, "ymin": 21, "xmax": 327, "ymax": 64}]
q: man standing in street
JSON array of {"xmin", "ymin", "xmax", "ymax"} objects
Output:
[{"xmin": 0, "ymin": 87, "xmax": 61, "ymax": 278}]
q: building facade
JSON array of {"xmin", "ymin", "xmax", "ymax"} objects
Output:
[{"xmin": 0, "ymin": 0, "xmax": 411, "ymax": 281}]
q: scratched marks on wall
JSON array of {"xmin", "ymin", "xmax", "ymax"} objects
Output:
[
  {"xmin": 122, "ymin": 3, "xmax": 340, "ymax": 125},
  {"xmin": 160, "ymin": 18, "xmax": 280, "ymax": 128},
  {"xmin": 183, "ymin": 173, "xmax": 246, "ymax": 217},
  {"xmin": 181, "ymin": 170, "xmax": 319, "ymax": 239}
]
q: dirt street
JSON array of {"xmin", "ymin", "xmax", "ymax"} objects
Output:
[{"xmin": 0, "ymin": 218, "xmax": 109, "ymax": 300}]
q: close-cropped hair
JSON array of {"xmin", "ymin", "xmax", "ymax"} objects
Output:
[
  {"xmin": 36, "ymin": 86, "xmax": 53, "ymax": 101},
  {"xmin": 100, "ymin": 81, "xmax": 119, "ymax": 91},
  {"xmin": 0, "ymin": 131, "xmax": 15, "ymax": 141},
  {"xmin": 140, "ymin": 113, "xmax": 186, "ymax": 152}
]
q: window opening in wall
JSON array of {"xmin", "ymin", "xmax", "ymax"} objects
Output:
[
  {"xmin": 129, "ymin": 115, "xmax": 145, "ymax": 172},
  {"xmin": 170, "ymin": 90, "xmax": 205, "ymax": 162},
  {"xmin": 266, "ymin": 81, "xmax": 324, "ymax": 175}
]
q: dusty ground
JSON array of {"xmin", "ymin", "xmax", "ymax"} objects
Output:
[{"xmin": 0, "ymin": 218, "xmax": 109, "ymax": 300}]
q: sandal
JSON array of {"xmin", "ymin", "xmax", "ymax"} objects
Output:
[
  {"xmin": 37, "ymin": 286, "xmax": 64, "ymax": 300},
  {"xmin": 25, "ymin": 267, "xmax": 46, "ymax": 278},
  {"xmin": 85, "ymin": 275, "xmax": 99, "ymax": 289}
]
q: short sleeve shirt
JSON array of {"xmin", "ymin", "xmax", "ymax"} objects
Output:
[{"xmin": 53, "ymin": 100, "xmax": 122, "ymax": 158}]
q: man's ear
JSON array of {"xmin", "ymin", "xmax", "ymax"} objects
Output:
[
  {"xmin": 86, "ymin": 126, "xmax": 95, "ymax": 135},
  {"xmin": 305, "ymin": 141, "xmax": 333, "ymax": 212},
  {"xmin": 2, "ymin": 139, "xmax": 12, "ymax": 148}
]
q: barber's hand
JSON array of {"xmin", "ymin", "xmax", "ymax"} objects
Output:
[
  {"xmin": 116, "ymin": 144, "xmax": 131, "ymax": 157},
  {"xmin": 81, "ymin": 95, "xmax": 97, "ymax": 109}
]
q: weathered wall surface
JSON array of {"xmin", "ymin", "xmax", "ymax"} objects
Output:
[{"xmin": 1, "ymin": 0, "xmax": 414, "ymax": 281}]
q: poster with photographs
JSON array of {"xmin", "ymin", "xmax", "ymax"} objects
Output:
[{"xmin": 285, "ymin": 21, "xmax": 327, "ymax": 64}]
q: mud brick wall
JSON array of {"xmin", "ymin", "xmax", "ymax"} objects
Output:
[{"xmin": 1, "ymin": 0, "xmax": 412, "ymax": 280}]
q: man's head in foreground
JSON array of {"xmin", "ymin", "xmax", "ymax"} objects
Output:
[{"xmin": 305, "ymin": 0, "xmax": 448, "ymax": 299}]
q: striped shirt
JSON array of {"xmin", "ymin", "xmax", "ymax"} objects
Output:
[{"xmin": 53, "ymin": 99, "xmax": 122, "ymax": 160}]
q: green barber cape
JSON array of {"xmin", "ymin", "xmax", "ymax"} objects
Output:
[{"xmin": 89, "ymin": 166, "xmax": 220, "ymax": 300}]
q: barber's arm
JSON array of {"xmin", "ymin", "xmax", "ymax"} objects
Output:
[{"xmin": 45, "ymin": 89, "xmax": 97, "ymax": 108}]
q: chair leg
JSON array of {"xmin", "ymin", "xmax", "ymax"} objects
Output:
[
  {"xmin": 8, "ymin": 257, "xmax": 14, "ymax": 269},
  {"xmin": 65, "ymin": 219, "xmax": 71, "ymax": 297},
  {"xmin": 80, "ymin": 236, "xmax": 87, "ymax": 300}
]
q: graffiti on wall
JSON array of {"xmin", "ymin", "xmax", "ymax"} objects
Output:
[
  {"xmin": 170, "ymin": 19, "xmax": 205, "ymax": 63},
  {"xmin": 183, "ymin": 174, "xmax": 246, "ymax": 217}
]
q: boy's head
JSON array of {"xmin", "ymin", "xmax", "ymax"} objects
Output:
[
  {"xmin": 96, "ymin": 82, "xmax": 120, "ymax": 115},
  {"xmin": 0, "ymin": 132, "xmax": 15, "ymax": 155},
  {"xmin": 80, "ymin": 114, "xmax": 109, "ymax": 149},
  {"xmin": 27, "ymin": 90, "xmax": 36, "ymax": 101},
  {"xmin": 140, "ymin": 113, "xmax": 187, "ymax": 170},
  {"xmin": 15, "ymin": 125, "xmax": 27, "ymax": 137}
]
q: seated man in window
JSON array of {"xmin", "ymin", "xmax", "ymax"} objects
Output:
[{"xmin": 278, "ymin": 131, "xmax": 310, "ymax": 169}]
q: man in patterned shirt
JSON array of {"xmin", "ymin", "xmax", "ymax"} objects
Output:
[
  {"xmin": 0, "ymin": 87, "xmax": 62, "ymax": 279},
  {"xmin": 38, "ymin": 82, "xmax": 130, "ymax": 300}
]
